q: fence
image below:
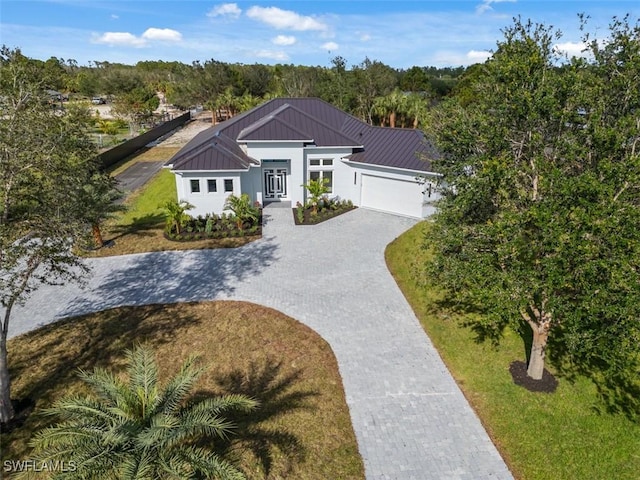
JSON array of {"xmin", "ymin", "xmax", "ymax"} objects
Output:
[{"xmin": 98, "ymin": 112, "xmax": 191, "ymax": 170}]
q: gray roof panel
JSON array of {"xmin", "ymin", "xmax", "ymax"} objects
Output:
[{"xmin": 167, "ymin": 98, "xmax": 437, "ymax": 173}]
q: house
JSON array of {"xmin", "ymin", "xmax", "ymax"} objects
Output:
[{"xmin": 164, "ymin": 97, "xmax": 441, "ymax": 218}]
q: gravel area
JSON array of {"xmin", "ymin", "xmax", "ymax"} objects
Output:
[{"xmin": 156, "ymin": 111, "xmax": 213, "ymax": 147}]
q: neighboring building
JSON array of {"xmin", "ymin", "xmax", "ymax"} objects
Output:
[{"xmin": 164, "ymin": 97, "xmax": 441, "ymax": 218}]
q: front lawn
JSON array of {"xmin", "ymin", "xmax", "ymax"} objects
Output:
[
  {"xmin": 385, "ymin": 222, "xmax": 640, "ymax": 480},
  {"xmin": 3, "ymin": 301, "xmax": 364, "ymax": 479}
]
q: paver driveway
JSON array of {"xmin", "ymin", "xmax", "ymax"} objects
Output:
[{"xmin": 9, "ymin": 206, "xmax": 513, "ymax": 480}]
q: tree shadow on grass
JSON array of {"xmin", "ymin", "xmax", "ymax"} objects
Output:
[
  {"xmin": 106, "ymin": 212, "xmax": 166, "ymax": 241},
  {"xmin": 4, "ymin": 304, "xmax": 202, "ymax": 437},
  {"xmin": 211, "ymin": 359, "xmax": 318, "ymax": 477},
  {"xmin": 546, "ymin": 334, "xmax": 640, "ymax": 420}
]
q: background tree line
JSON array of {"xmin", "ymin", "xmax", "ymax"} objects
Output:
[{"xmin": 28, "ymin": 54, "xmax": 465, "ymax": 128}]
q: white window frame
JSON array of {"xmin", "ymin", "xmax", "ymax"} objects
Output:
[
  {"xmin": 190, "ymin": 179, "xmax": 201, "ymax": 194},
  {"xmin": 308, "ymin": 158, "xmax": 334, "ymax": 193},
  {"xmin": 207, "ymin": 179, "xmax": 217, "ymax": 193},
  {"xmin": 224, "ymin": 178, "xmax": 234, "ymax": 193}
]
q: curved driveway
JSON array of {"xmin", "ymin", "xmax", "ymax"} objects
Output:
[{"xmin": 10, "ymin": 207, "xmax": 512, "ymax": 480}]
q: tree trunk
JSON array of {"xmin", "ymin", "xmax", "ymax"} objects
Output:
[
  {"xmin": 92, "ymin": 224, "xmax": 104, "ymax": 249},
  {"xmin": 521, "ymin": 305, "xmax": 552, "ymax": 380},
  {"xmin": 527, "ymin": 323, "xmax": 549, "ymax": 380},
  {"xmin": 1, "ymin": 308, "xmax": 15, "ymax": 423},
  {"xmin": 390, "ymin": 111, "xmax": 396, "ymax": 128}
]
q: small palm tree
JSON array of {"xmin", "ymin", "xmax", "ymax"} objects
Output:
[
  {"xmin": 163, "ymin": 199, "xmax": 194, "ymax": 235},
  {"xmin": 29, "ymin": 345, "xmax": 258, "ymax": 480},
  {"xmin": 77, "ymin": 172, "xmax": 125, "ymax": 249},
  {"xmin": 224, "ymin": 194, "xmax": 260, "ymax": 231},
  {"xmin": 301, "ymin": 177, "xmax": 330, "ymax": 214}
]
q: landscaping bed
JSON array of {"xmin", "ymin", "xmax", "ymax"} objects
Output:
[
  {"xmin": 292, "ymin": 198, "xmax": 356, "ymax": 225},
  {"xmin": 164, "ymin": 212, "xmax": 263, "ymax": 241}
]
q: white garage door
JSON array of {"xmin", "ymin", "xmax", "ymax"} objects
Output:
[{"xmin": 361, "ymin": 174, "xmax": 424, "ymax": 218}]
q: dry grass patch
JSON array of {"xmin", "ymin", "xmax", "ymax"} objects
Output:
[{"xmin": 3, "ymin": 301, "xmax": 364, "ymax": 479}]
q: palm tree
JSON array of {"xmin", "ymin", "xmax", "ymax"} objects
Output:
[
  {"xmin": 29, "ymin": 345, "xmax": 258, "ymax": 480},
  {"xmin": 224, "ymin": 194, "xmax": 260, "ymax": 231},
  {"xmin": 163, "ymin": 199, "xmax": 193, "ymax": 235},
  {"xmin": 76, "ymin": 172, "xmax": 125, "ymax": 249}
]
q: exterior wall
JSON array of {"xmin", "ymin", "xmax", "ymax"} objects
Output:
[
  {"xmin": 175, "ymin": 171, "xmax": 241, "ymax": 217},
  {"xmin": 172, "ymin": 144, "xmax": 440, "ymax": 219}
]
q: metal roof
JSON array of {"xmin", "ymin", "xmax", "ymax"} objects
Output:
[{"xmin": 166, "ymin": 97, "xmax": 436, "ymax": 172}]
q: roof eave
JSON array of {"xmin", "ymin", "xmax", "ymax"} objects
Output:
[{"xmin": 341, "ymin": 158, "xmax": 440, "ymax": 176}]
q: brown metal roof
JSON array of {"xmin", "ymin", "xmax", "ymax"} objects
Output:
[{"xmin": 166, "ymin": 98, "xmax": 436, "ymax": 172}]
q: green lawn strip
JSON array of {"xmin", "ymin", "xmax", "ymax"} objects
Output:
[
  {"xmin": 385, "ymin": 222, "xmax": 640, "ymax": 480},
  {"xmin": 3, "ymin": 301, "xmax": 364, "ymax": 479},
  {"xmin": 118, "ymin": 167, "xmax": 175, "ymax": 228}
]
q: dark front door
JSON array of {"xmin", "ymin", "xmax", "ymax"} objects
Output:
[{"xmin": 263, "ymin": 168, "xmax": 287, "ymax": 199}]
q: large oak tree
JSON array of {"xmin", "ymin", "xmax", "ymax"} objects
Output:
[{"xmin": 426, "ymin": 17, "xmax": 640, "ymax": 408}]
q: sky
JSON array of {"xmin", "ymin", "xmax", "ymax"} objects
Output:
[{"xmin": 1, "ymin": 1, "xmax": 638, "ymax": 69}]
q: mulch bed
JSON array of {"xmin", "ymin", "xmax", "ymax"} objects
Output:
[
  {"xmin": 509, "ymin": 360, "xmax": 558, "ymax": 393},
  {"xmin": 292, "ymin": 206, "xmax": 356, "ymax": 225}
]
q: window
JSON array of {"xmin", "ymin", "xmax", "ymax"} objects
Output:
[
  {"xmin": 308, "ymin": 158, "xmax": 334, "ymax": 193},
  {"xmin": 207, "ymin": 179, "xmax": 217, "ymax": 193},
  {"xmin": 309, "ymin": 158, "xmax": 333, "ymax": 166},
  {"xmin": 309, "ymin": 170, "xmax": 333, "ymax": 192},
  {"xmin": 190, "ymin": 179, "xmax": 200, "ymax": 193},
  {"xmin": 224, "ymin": 179, "xmax": 234, "ymax": 193}
]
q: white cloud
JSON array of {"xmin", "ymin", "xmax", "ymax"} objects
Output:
[
  {"xmin": 246, "ymin": 6, "xmax": 327, "ymax": 31},
  {"xmin": 359, "ymin": 33, "xmax": 371, "ymax": 42},
  {"xmin": 272, "ymin": 35, "xmax": 296, "ymax": 46},
  {"xmin": 207, "ymin": 3, "xmax": 242, "ymax": 18},
  {"xmin": 111, "ymin": 14, "xmax": 119, "ymax": 20},
  {"xmin": 476, "ymin": 0, "xmax": 516, "ymax": 15},
  {"xmin": 92, "ymin": 32, "xmax": 146, "ymax": 47},
  {"xmin": 555, "ymin": 41, "xmax": 587, "ymax": 58},
  {"xmin": 467, "ymin": 49, "xmax": 491, "ymax": 62},
  {"xmin": 322, "ymin": 41, "xmax": 339, "ymax": 52},
  {"xmin": 92, "ymin": 28, "xmax": 182, "ymax": 48},
  {"xmin": 254, "ymin": 50, "xmax": 289, "ymax": 61},
  {"xmin": 142, "ymin": 28, "xmax": 182, "ymax": 42}
]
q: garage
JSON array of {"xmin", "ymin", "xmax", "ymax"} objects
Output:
[{"xmin": 360, "ymin": 174, "xmax": 424, "ymax": 218}]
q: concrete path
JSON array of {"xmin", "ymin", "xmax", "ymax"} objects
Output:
[
  {"xmin": 114, "ymin": 161, "xmax": 165, "ymax": 194},
  {"xmin": 9, "ymin": 207, "xmax": 513, "ymax": 480}
]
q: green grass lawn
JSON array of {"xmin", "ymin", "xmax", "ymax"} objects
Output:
[
  {"xmin": 385, "ymin": 222, "xmax": 640, "ymax": 480},
  {"xmin": 3, "ymin": 302, "xmax": 364, "ymax": 479}
]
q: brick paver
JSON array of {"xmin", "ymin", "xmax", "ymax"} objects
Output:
[{"xmin": 9, "ymin": 207, "xmax": 513, "ymax": 479}]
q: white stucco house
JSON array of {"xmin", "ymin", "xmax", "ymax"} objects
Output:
[{"xmin": 164, "ymin": 97, "xmax": 441, "ymax": 218}]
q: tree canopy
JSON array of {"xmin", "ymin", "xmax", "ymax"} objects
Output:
[
  {"xmin": 0, "ymin": 47, "xmax": 113, "ymax": 423},
  {"xmin": 426, "ymin": 16, "xmax": 640, "ymax": 414}
]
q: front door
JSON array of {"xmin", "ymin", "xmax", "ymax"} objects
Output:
[{"xmin": 263, "ymin": 168, "xmax": 288, "ymax": 200}]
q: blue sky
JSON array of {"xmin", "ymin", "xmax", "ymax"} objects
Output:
[{"xmin": 1, "ymin": 1, "xmax": 637, "ymax": 68}]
